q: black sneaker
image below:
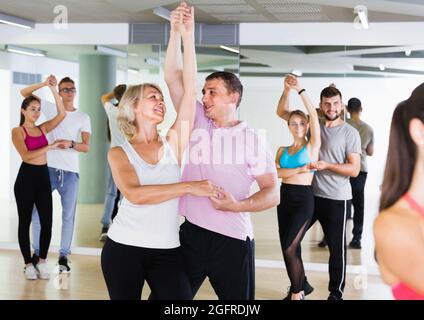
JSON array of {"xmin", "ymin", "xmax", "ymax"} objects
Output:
[
  {"xmin": 58, "ymin": 256, "xmax": 71, "ymax": 273},
  {"xmin": 328, "ymin": 293, "xmax": 343, "ymax": 300},
  {"xmin": 349, "ymin": 238, "xmax": 362, "ymax": 249},
  {"xmin": 31, "ymin": 253, "xmax": 40, "ymax": 267},
  {"xmin": 303, "ymin": 278, "xmax": 314, "ymax": 296},
  {"xmin": 283, "ymin": 278, "xmax": 314, "ymax": 300},
  {"xmin": 318, "ymin": 238, "xmax": 327, "ymax": 248}
]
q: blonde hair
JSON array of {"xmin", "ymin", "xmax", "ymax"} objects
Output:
[{"xmin": 118, "ymin": 83, "xmax": 163, "ymax": 140}]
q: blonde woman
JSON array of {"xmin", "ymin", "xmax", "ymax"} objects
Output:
[{"xmin": 100, "ymin": 6, "xmax": 218, "ymax": 300}]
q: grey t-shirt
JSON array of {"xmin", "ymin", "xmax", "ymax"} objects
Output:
[
  {"xmin": 312, "ymin": 122, "xmax": 361, "ymax": 200},
  {"xmin": 346, "ymin": 119, "xmax": 374, "ymax": 172}
]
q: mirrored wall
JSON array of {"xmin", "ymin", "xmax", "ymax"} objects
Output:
[
  {"xmin": 3, "ymin": 41, "xmax": 424, "ymax": 271},
  {"xmin": 0, "ymin": 43, "xmax": 240, "ymax": 251},
  {"xmin": 238, "ymin": 45, "xmax": 424, "ymax": 268}
]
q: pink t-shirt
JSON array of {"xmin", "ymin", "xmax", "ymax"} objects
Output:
[{"xmin": 179, "ymin": 101, "xmax": 276, "ymax": 241}]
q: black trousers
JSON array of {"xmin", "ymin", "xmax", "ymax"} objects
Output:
[
  {"xmin": 101, "ymin": 238, "xmax": 192, "ymax": 300},
  {"xmin": 277, "ymin": 183, "xmax": 314, "ymax": 293},
  {"xmin": 180, "ymin": 220, "xmax": 255, "ymax": 300},
  {"xmin": 14, "ymin": 162, "xmax": 52, "ymax": 264},
  {"xmin": 350, "ymin": 172, "xmax": 368, "ymax": 240},
  {"xmin": 309, "ymin": 197, "xmax": 350, "ymax": 299}
]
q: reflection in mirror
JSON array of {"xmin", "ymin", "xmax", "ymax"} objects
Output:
[
  {"xmin": 238, "ymin": 45, "xmax": 424, "ymax": 269},
  {"xmin": 0, "ymin": 43, "xmax": 240, "ymax": 252}
]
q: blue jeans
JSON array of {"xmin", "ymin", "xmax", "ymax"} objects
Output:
[
  {"xmin": 32, "ymin": 167, "xmax": 79, "ymax": 257},
  {"xmin": 100, "ymin": 164, "xmax": 119, "ymax": 227}
]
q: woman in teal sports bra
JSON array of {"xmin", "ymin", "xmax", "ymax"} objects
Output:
[
  {"xmin": 275, "ymin": 74, "xmax": 321, "ymax": 300},
  {"xmin": 374, "ymin": 82, "xmax": 424, "ymax": 300}
]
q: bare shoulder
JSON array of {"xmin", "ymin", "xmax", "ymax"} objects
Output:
[
  {"xmin": 375, "ymin": 207, "xmax": 406, "ymax": 232},
  {"xmin": 108, "ymin": 146, "xmax": 126, "ymax": 163},
  {"xmin": 12, "ymin": 127, "xmax": 24, "ymax": 137},
  {"xmin": 375, "ymin": 204, "xmax": 424, "ymax": 245}
]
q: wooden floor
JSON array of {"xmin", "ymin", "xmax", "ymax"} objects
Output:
[
  {"xmin": 0, "ymin": 191, "xmax": 392, "ymax": 299},
  {"xmin": 0, "ymin": 250, "xmax": 391, "ymax": 300}
]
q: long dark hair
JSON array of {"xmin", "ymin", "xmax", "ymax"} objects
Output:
[
  {"xmin": 20, "ymin": 95, "xmax": 41, "ymax": 126},
  {"xmin": 380, "ymin": 82, "xmax": 424, "ymax": 211}
]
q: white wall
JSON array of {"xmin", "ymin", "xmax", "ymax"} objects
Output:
[
  {"xmin": 0, "ymin": 70, "xmax": 11, "ymax": 202},
  {"xmin": 0, "ymin": 23, "xmax": 128, "ymax": 44},
  {"xmin": 240, "ymin": 23, "xmax": 424, "ymax": 46},
  {"xmin": 239, "ymin": 76, "xmax": 424, "ymax": 193}
]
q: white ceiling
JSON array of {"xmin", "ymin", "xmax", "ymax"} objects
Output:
[
  {"xmin": 1, "ymin": 0, "xmax": 424, "ymax": 77},
  {"xmin": 0, "ymin": 0, "xmax": 424, "ymax": 23}
]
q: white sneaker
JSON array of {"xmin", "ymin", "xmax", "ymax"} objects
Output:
[
  {"xmin": 24, "ymin": 265, "xmax": 39, "ymax": 280},
  {"xmin": 36, "ymin": 262, "xmax": 50, "ymax": 280}
]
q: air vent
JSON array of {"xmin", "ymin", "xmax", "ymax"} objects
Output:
[
  {"xmin": 130, "ymin": 23, "xmax": 169, "ymax": 45},
  {"xmin": 130, "ymin": 23, "xmax": 239, "ymax": 46},
  {"xmin": 13, "ymin": 72, "xmax": 41, "ymax": 85},
  {"xmin": 199, "ymin": 24, "xmax": 239, "ymax": 45}
]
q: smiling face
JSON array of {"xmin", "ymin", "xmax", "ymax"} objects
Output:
[
  {"xmin": 201, "ymin": 78, "xmax": 238, "ymax": 121},
  {"xmin": 320, "ymin": 94, "xmax": 342, "ymax": 121},
  {"xmin": 134, "ymin": 86, "xmax": 166, "ymax": 124},
  {"xmin": 22, "ymin": 100, "xmax": 41, "ymax": 124},
  {"xmin": 58, "ymin": 81, "xmax": 76, "ymax": 104},
  {"xmin": 288, "ymin": 114, "xmax": 309, "ymax": 139}
]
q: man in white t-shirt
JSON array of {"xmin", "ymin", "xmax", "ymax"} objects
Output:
[
  {"xmin": 99, "ymin": 84, "xmax": 126, "ymax": 241},
  {"xmin": 21, "ymin": 76, "xmax": 91, "ymax": 273}
]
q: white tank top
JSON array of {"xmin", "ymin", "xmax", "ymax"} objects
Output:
[{"xmin": 107, "ymin": 136, "xmax": 181, "ymax": 249}]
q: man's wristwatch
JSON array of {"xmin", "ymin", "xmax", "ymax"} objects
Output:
[{"xmin": 70, "ymin": 141, "xmax": 75, "ymax": 149}]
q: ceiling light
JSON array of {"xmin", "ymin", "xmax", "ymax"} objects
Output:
[
  {"xmin": 0, "ymin": 12, "xmax": 35, "ymax": 29},
  {"xmin": 290, "ymin": 69, "xmax": 303, "ymax": 77},
  {"xmin": 354, "ymin": 5, "xmax": 369, "ymax": 30},
  {"xmin": 129, "ymin": 53, "xmax": 139, "ymax": 57},
  {"xmin": 153, "ymin": 7, "xmax": 171, "ymax": 21},
  {"xmin": 405, "ymin": 49, "xmax": 412, "ymax": 57},
  {"xmin": 358, "ymin": 10, "xmax": 368, "ymax": 29},
  {"xmin": 5, "ymin": 45, "xmax": 46, "ymax": 57},
  {"xmin": 219, "ymin": 45, "xmax": 239, "ymax": 54},
  {"xmin": 128, "ymin": 67, "xmax": 140, "ymax": 74},
  {"xmin": 346, "ymin": 64, "xmax": 354, "ymax": 71},
  {"xmin": 379, "ymin": 64, "xmax": 385, "ymax": 71},
  {"xmin": 94, "ymin": 45, "xmax": 127, "ymax": 58}
]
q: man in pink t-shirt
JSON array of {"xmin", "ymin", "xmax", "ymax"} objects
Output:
[{"xmin": 164, "ymin": 4, "xmax": 279, "ymax": 300}]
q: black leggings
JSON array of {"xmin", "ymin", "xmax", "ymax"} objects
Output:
[
  {"xmin": 101, "ymin": 238, "xmax": 192, "ymax": 300},
  {"xmin": 111, "ymin": 189, "xmax": 121, "ymax": 221},
  {"xmin": 277, "ymin": 183, "xmax": 314, "ymax": 293},
  {"xmin": 14, "ymin": 162, "xmax": 52, "ymax": 264}
]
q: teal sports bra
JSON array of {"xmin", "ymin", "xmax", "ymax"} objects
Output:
[{"xmin": 279, "ymin": 145, "xmax": 311, "ymax": 169}]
